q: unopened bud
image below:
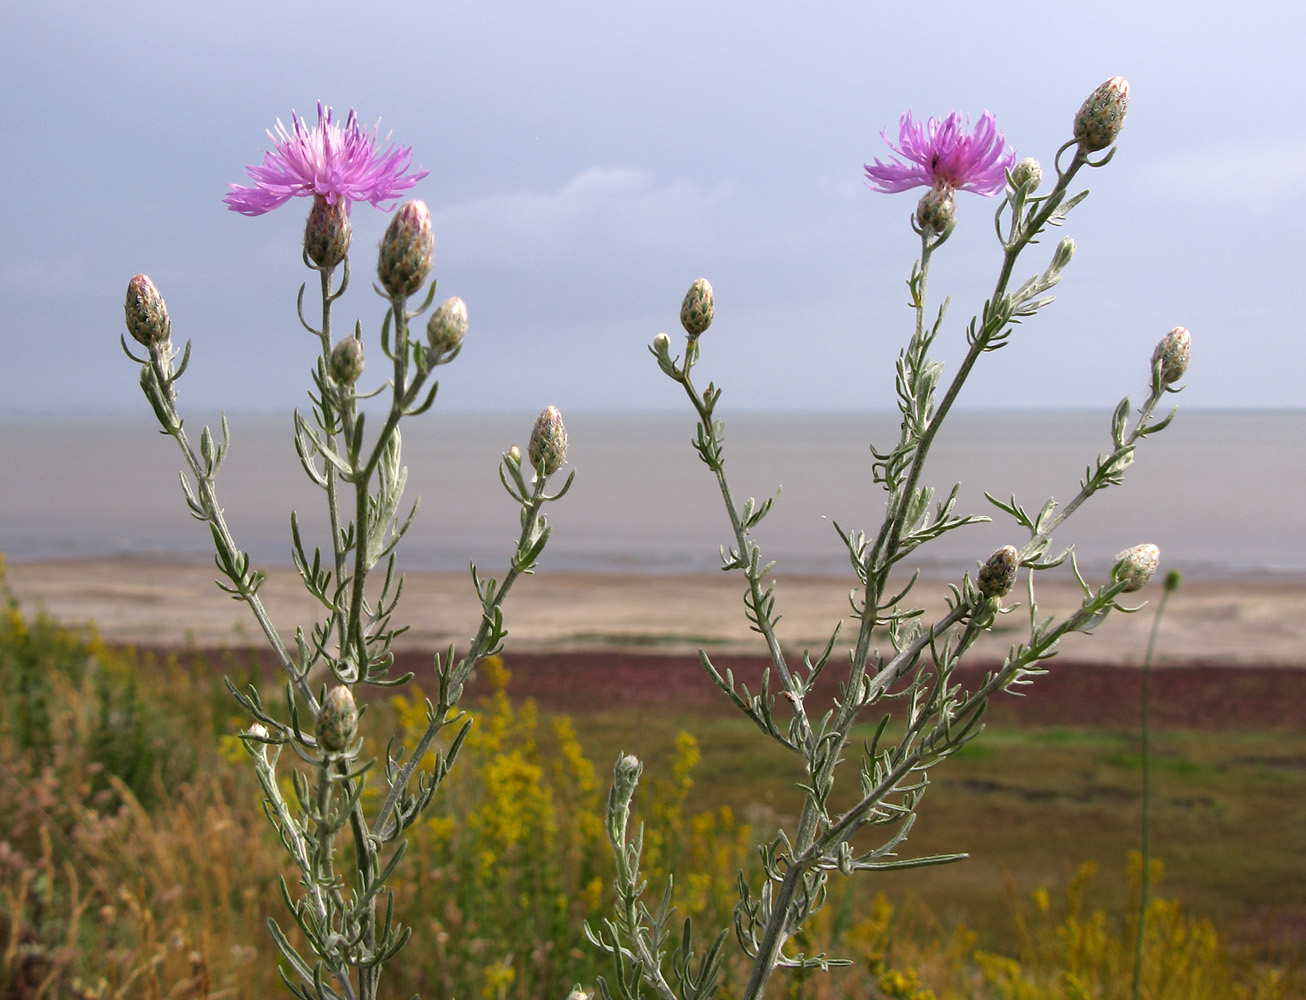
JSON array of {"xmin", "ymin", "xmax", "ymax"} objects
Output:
[
  {"xmin": 1050, "ymin": 236, "xmax": 1076, "ymax": 274},
  {"xmin": 329, "ymin": 336, "xmax": 365, "ymax": 386},
  {"xmin": 680, "ymin": 278, "xmax": 714, "ymax": 337},
  {"xmin": 305, "ymin": 195, "xmax": 352, "ymax": 268},
  {"xmin": 125, "ymin": 274, "xmax": 171, "ymax": 347},
  {"xmin": 528, "ymin": 406, "xmax": 568, "ymax": 477},
  {"xmin": 1074, "ymin": 77, "xmax": 1130, "ymax": 153},
  {"xmin": 1011, "ymin": 157, "xmax": 1042, "ymax": 191},
  {"xmin": 1112, "ymin": 543, "xmax": 1160, "ymax": 593},
  {"xmin": 244, "ymin": 722, "xmax": 270, "ymax": 760},
  {"xmin": 1151, "ymin": 326, "xmax": 1190, "ymax": 386},
  {"xmin": 316, "ymin": 685, "xmax": 359, "ymax": 753},
  {"xmin": 653, "ymin": 332, "xmax": 671, "ymax": 356},
  {"xmin": 508, "ymin": 444, "xmax": 522, "ymax": 465},
  {"xmin": 378, "ymin": 200, "xmax": 434, "ymax": 299},
  {"xmin": 614, "ymin": 753, "xmax": 643, "ymax": 803},
  {"xmin": 978, "ymin": 545, "xmax": 1019, "ymax": 599},
  {"xmin": 916, "ymin": 186, "xmax": 956, "ymax": 233},
  {"xmin": 426, "ymin": 296, "xmax": 468, "ymax": 362}
]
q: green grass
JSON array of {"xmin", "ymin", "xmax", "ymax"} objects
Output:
[{"xmin": 565, "ymin": 702, "xmax": 1306, "ymax": 966}]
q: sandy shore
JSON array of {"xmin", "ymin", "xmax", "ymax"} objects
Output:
[{"xmin": 5, "ymin": 555, "xmax": 1304, "ymax": 669}]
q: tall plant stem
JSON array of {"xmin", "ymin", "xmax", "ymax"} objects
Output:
[{"xmin": 1132, "ymin": 571, "xmax": 1178, "ymax": 1000}]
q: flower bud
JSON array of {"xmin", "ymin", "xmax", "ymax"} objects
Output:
[
  {"xmin": 978, "ymin": 545, "xmax": 1019, "ymax": 599},
  {"xmin": 378, "ymin": 200, "xmax": 433, "ymax": 299},
  {"xmin": 329, "ymin": 336, "xmax": 365, "ymax": 386},
  {"xmin": 244, "ymin": 723, "xmax": 270, "ymax": 760},
  {"xmin": 617, "ymin": 752, "xmax": 641, "ymax": 777},
  {"xmin": 1112, "ymin": 543, "xmax": 1160, "ymax": 593},
  {"xmin": 652, "ymin": 332, "xmax": 671, "ymax": 356},
  {"xmin": 1011, "ymin": 157, "xmax": 1042, "ymax": 191},
  {"xmin": 304, "ymin": 194, "xmax": 352, "ymax": 268},
  {"xmin": 316, "ymin": 685, "xmax": 359, "ymax": 753},
  {"xmin": 1151, "ymin": 326, "xmax": 1190, "ymax": 386},
  {"xmin": 607, "ymin": 753, "xmax": 643, "ymax": 841},
  {"xmin": 1050, "ymin": 236, "xmax": 1076, "ymax": 273},
  {"xmin": 1074, "ymin": 77, "xmax": 1130, "ymax": 152},
  {"xmin": 508, "ymin": 444, "xmax": 522, "ymax": 465},
  {"xmin": 125, "ymin": 274, "xmax": 171, "ymax": 347},
  {"xmin": 528, "ymin": 405, "xmax": 568, "ymax": 477},
  {"xmin": 680, "ymin": 278, "xmax": 714, "ymax": 337},
  {"xmin": 916, "ymin": 186, "xmax": 956, "ymax": 233},
  {"xmin": 613, "ymin": 754, "xmax": 643, "ymax": 806},
  {"xmin": 426, "ymin": 296, "xmax": 468, "ymax": 362}
]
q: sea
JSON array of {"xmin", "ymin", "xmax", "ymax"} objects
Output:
[{"xmin": 2, "ymin": 409, "xmax": 1303, "ymax": 582}]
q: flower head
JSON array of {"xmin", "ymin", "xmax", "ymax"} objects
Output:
[
  {"xmin": 529, "ymin": 405, "xmax": 568, "ymax": 477},
  {"xmin": 377, "ymin": 200, "xmax": 434, "ymax": 299},
  {"xmin": 225, "ymin": 103, "xmax": 427, "ymax": 216},
  {"xmin": 865, "ymin": 111, "xmax": 1015, "ymax": 197},
  {"xmin": 1112, "ymin": 543, "xmax": 1161, "ymax": 593},
  {"xmin": 680, "ymin": 278, "xmax": 714, "ymax": 338},
  {"xmin": 978, "ymin": 545, "xmax": 1019, "ymax": 600},
  {"xmin": 427, "ymin": 297, "xmax": 468, "ymax": 363},
  {"xmin": 1152, "ymin": 326, "xmax": 1191, "ymax": 386},
  {"xmin": 1074, "ymin": 77, "xmax": 1130, "ymax": 153},
  {"xmin": 124, "ymin": 274, "xmax": 170, "ymax": 348},
  {"xmin": 316, "ymin": 685, "xmax": 359, "ymax": 754}
]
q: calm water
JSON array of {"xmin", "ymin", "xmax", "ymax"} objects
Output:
[{"xmin": 2, "ymin": 410, "xmax": 1303, "ymax": 580}]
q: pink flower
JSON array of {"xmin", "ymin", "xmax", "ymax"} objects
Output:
[
  {"xmin": 225, "ymin": 103, "xmax": 428, "ymax": 216},
  {"xmin": 864, "ymin": 111, "xmax": 1014, "ymax": 196}
]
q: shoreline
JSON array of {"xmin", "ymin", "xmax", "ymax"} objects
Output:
[{"xmin": 6, "ymin": 554, "xmax": 1305, "ymax": 668}]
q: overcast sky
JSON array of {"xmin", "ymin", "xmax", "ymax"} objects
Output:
[{"xmin": 3, "ymin": 0, "xmax": 1302, "ymax": 417}]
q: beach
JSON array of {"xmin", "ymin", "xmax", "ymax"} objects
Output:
[{"xmin": 6, "ymin": 555, "xmax": 1304, "ymax": 669}]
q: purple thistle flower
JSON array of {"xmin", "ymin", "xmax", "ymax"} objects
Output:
[
  {"xmin": 864, "ymin": 110, "xmax": 1014, "ymax": 197},
  {"xmin": 225, "ymin": 103, "xmax": 428, "ymax": 216}
]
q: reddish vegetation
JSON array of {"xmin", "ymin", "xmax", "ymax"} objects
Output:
[
  {"xmin": 460, "ymin": 652, "xmax": 1306, "ymax": 732},
  {"xmin": 198, "ymin": 645, "xmax": 1306, "ymax": 732}
]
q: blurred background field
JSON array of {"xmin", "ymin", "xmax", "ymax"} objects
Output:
[{"xmin": 2, "ymin": 565, "xmax": 1300, "ymax": 999}]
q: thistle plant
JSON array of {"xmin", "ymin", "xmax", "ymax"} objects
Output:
[
  {"xmin": 590, "ymin": 77, "xmax": 1189, "ymax": 1000},
  {"xmin": 121, "ymin": 104, "xmax": 572, "ymax": 1000}
]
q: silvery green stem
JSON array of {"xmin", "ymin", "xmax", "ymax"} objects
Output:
[
  {"xmin": 373, "ymin": 464, "xmax": 568, "ymax": 844},
  {"xmin": 1132, "ymin": 571, "xmax": 1178, "ymax": 1000},
  {"xmin": 137, "ymin": 353, "xmax": 315, "ymax": 711},
  {"xmin": 310, "ymin": 261, "xmax": 354, "ymax": 658},
  {"xmin": 670, "ymin": 357, "xmax": 806, "ymax": 739}
]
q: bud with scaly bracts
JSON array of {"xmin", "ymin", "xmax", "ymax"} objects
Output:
[
  {"xmin": 1075, "ymin": 77, "xmax": 1130, "ymax": 153},
  {"xmin": 427, "ymin": 296, "xmax": 468, "ymax": 363},
  {"xmin": 329, "ymin": 336, "xmax": 365, "ymax": 386},
  {"xmin": 125, "ymin": 274, "xmax": 171, "ymax": 348},
  {"xmin": 378, "ymin": 200, "xmax": 433, "ymax": 299},
  {"xmin": 681, "ymin": 278, "xmax": 714, "ymax": 337},
  {"xmin": 528, "ymin": 406, "xmax": 568, "ymax": 477},
  {"xmin": 316, "ymin": 685, "xmax": 359, "ymax": 753},
  {"xmin": 978, "ymin": 545, "xmax": 1019, "ymax": 599},
  {"xmin": 304, "ymin": 195, "xmax": 353, "ymax": 268},
  {"xmin": 1152, "ymin": 326, "xmax": 1191, "ymax": 386},
  {"xmin": 1112, "ymin": 543, "xmax": 1160, "ymax": 593},
  {"xmin": 1011, "ymin": 157, "xmax": 1042, "ymax": 192},
  {"xmin": 916, "ymin": 186, "xmax": 956, "ymax": 233}
]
